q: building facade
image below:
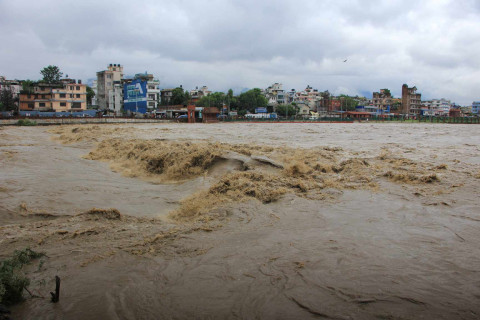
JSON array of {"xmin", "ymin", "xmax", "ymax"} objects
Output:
[
  {"xmin": 96, "ymin": 64, "xmax": 124, "ymax": 110},
  {"xmin": 472, "ymin": 101, "xmax": 480, "ymax": 115},
  {"xmin": 123, "ymin": 73, "xmax": 160, "ymax": 114},
  {"xmin": 264, "ymin": 83, "xmax": 285, "ymax": 106},
  {"xmin": 189, "ymin": 86, "xmax": 211, "ymax": 104},
  {"xmin": 372, "ymin": 89, "xmax": 392, "ymax": 111},
  {"xmin": 401, "ymin": 84, "xmax": 422, "ymax": 115},
  {"xmin": 19, "ymin": 81, "xmax": 87, "ymax": 112}
]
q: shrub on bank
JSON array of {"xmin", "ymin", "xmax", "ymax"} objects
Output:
[
  {"xmin": 0, "ymin": 248, "xmax": 44, "ymax": 305},
  {"xmin": 16, "ymin": 119, "xmax": 37, "ymax": 126}
]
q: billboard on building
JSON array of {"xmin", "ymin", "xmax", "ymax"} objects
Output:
[
  {"xmin": 255, "ymin": 107, "xmax": 267, "ymax": 113},
  {"xmin": 124, "ymin": 79, "xmax": 147, "ymax": 113}
]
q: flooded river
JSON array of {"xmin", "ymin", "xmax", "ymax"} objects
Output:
[{"xmin": 1, "ymin": 123, "xmax": 479, "ymax": 319}]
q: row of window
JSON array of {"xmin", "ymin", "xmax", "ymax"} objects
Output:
[
  {"xmin": 34, "ymin": 102, "xmax": 82, "ymax": 108},
  {"xmin": 26, "ymin": 94, "xmax": 83, "ymax": 99},
  {"xmin": 39, "ymin": 86, "xmax": 82, "ymax": 91}
]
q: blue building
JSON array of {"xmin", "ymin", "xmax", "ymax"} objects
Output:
[
  {"xmin": 472, "ymin": 101, "xmax": 480, "ymax": 115},
  {"xmin": 123, "ymin": 79, "xmax": 147, "ymax": 114}
]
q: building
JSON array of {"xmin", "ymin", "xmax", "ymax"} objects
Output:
[
  {"xmin": 19, "ymin": 80, "xmax": 87, "ymax": 112},
  {"xmin": 264, "ymin": 83, "xmax": 285, "ymax": 106},
  {"xmin": 421, "ymin": 98, "xmax": 451, "ymax": 116},
  {"xmin": 0, "ymin": 77, "xmax": 22, "ymax": 110},
  {"xmin": 472, "ymin": 102, "xmax": 480, "ymax": 115},
  {"xmin": 401, "ymin": 84, "xmax": 422, "ymax": 115},
  {"xmin": 91, "ymin": 80, "xmax": 98, "ymax": 107},
  {"xmin": 160, "ymin": 88, "xmax": 175, "ymax": 105},
  {"xmin": 96, "ymin": 64, "xmax": 124, "ymax": 110},
  {"xmin": 122, "ymin": 73, "xmax": 160, "ymax": 114},
  {"xmin": 189, "ymin": 86, "xmax": 211, "ymax": 104},
  {"xmin": 372, "ymin": 89, "xmax": 392, "ymax": 111}
]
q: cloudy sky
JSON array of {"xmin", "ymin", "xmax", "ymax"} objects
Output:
[{"xmin": 1, "ymin": 0, "xmax": 479, "ymax": 104}]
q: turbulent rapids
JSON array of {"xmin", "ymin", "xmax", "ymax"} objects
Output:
[{"xmin": 1, "ymin": 123, "xmax": 479, "ymax": 319}]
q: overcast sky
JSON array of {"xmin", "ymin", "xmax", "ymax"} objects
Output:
[{"xmin": 1, "ymin": 0, "xmax": 479, "ymax": 104}]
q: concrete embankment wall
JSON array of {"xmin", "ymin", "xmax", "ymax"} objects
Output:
[{"xmin": 0, "ymin": 118, "xmax": 176, "ymax": 126}]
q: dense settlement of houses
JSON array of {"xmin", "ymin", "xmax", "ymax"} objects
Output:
[{"xmin": 1, "ymin": 64, "xmax": 479, "ymax": 118}]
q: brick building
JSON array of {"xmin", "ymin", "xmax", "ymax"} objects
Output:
[{"xmin": 401, "ymin": 84, "xmax": 422, "ymax": 115}]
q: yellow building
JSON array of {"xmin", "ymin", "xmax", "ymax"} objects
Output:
[{"xmin": 19, "ymin": 81, "xmax": 87, "ymax": 112}]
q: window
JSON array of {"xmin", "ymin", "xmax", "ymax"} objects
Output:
[
  {"xmin": 60, "ymin": 102, "xmax": 66, "ymax": 107},
  {"xmin": 41, "ymin": 87, "xmax": 45, "ymax": 91},
  {"xmin": 39, "ymin": 102, "xmax": 45, "ymax": 107},
  {"xmin": 107, "ymin": 75, "xmax": 112, "ymax": 79},
  {"xmin": 148, "ymin": 94, "xmax": 155, "ymax": 100},
  {"xmin": 72, "ymin": 102, "xmax": 81, "ymax": 108},
  {"xmin": 60, "ymin": 93, "xmax": 66, "ymax": 98},
  {"xmin": 70, "ymin": 86, "xmax": 74, "ymax": 90},
  {"xmin": 28, "ymin": 103, "xmax": 34, "ymax": 109},
  {"xmin": 76, "ymin": 86, "xmax": 80, "ymax": 90},
  {"xmin": 76, "ymin": 94, "xmax": 80, "ymax": 98},
  {"xmin": 70, "ymin": 94, "xmax": 74, "ymax": 98}
]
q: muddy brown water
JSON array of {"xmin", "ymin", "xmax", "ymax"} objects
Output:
[{"xmin": 1, "ymin": 123, "xmax": 480, "ymax": 319}]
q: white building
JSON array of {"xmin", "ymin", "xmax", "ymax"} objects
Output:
[
  {"xmin": 91, "ymin": 80, "xmax": 98, "ymax": 107},
  {"xmin": 422, "ymin": 98, "xmax": 452, "ymax": 116},
  {"xmin": 264, "ymin": 83, "xmax": 285, "ymax": 106},
  {"xmin": 190, "ymin": 86, "xmax": 211, "ymax": 102}
]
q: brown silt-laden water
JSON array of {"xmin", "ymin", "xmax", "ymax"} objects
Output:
[{"xmin": 0, "ymin": 123, "xmax": 479, "ymax": 319}]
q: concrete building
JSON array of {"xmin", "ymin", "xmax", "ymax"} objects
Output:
[
  {"xmin": 123, "ymin": 73, "xmax": 160, "ymax": 114},
  {"xmin": 189, "ymin": 86, "xmax": 211, "ymax": 104},
  {"xmin": 372, "ymin": 89, "xmax": 392, "ymax": 111},
  {"xmin": 264, "ymin": 83, "xmax": 285, "ymax": 106},
  {"xmin": 91, "ymin": 80, "xmax": 98, "ymax": 107},
  {"xmin": 421, "ymin": 98, "xmax": 451, "ymax": 116},
  {"xmin": 0, "ymin": 77, "xmax": 22, "ymax": 110},
  {"xmin": 472, "ymin": 101, "xmax": 480, "ymax": 115},
  {"xmin": 19, "ymin": 80, "xmax": 87, "ymax": 112},
  {"xmin": 401, "ymin": 84, "xmax": 422, "ymax": 115},
  {"xmin": 96, "ymin": 64, "xmax": 124, "ymax": 110},
  {"xmin": 160, "ymin": 88, "xmax": 175, "ymax": 105}
]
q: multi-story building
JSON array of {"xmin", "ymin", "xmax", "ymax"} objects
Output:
[
  {"xmin": 91, "ymin": 80, "xmax": 98, "ymax": 107},
  {"xmin": 422, "ymin": 98, "xmax": 452, "ymax": 116},
  {"xmin": 189, "ymin": 86, "xmax": 211, "ymax": 104},
  {"xmin": 160, "ymin": 88, "xmax": 175, "ymax": 105},
  {"xmin": 401, "ymin": 84, "xmax": 422, "ymax": 115},
  {"xmin": 123, "ymin": 73, "xmax": 160, "ymax": 114},
  {"xmin": 19, "ymin": 80, "xmax": 87, "ymax": 112},
  {"xmin": 372, "ymin": 89, "xmax": 392, "ymax": 111},
  {"xmin": 0, "ymin": 77, "xmax": 22, "ymax": 110},
  {"xmin": 472, "ymin": 101, "xmax": 480, "ymax": 115},
  {"xmin": 264, "ymin": 83, "xmax": 285, "ymax": 106},
  {"xmin": 96, "ymin": 64, "xmax": 124, "ymax": 110}
]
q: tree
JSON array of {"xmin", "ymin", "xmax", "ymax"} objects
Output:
[
  {"xmin": 0, "ymin": 86, "xmax": 16, "ymax": 112},
  {"xmin": 170, "ymin": 87, "xmax": 190, "ymax": 105},
  {"xmin": 40, "ymin": 65, "xmax": 63, "ymax": 84},
  {"xmin": 86, "ymin": 86, "xmax": 95, "ymax": 106},
  {"xmin": 21, "ymin": 80, "xmax": 35, "ymax": 94},
  {"xmin": 276, "ymin": 104, "xmax": 296, "ymax": 117},
  {"xmin": 237, "ymin": 88, "xmax": 268, "ymax": 113},
  {"xmin": 339, "ymin": 95, "xmax": 359, "ymax": 111},
  {"xmin": 196, "ymin": 92, "xmax": 226, "ymax": 108}
]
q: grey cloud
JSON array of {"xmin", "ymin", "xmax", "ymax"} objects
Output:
[{"xmin": 1, "ymin": 0, "xmax": 480, "ymax": 104}]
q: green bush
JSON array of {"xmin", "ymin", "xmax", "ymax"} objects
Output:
[
  {"xmin": 16, "ymin": 119, "xmax": 37, "ymax": 126},
  {"xmin": 0, "ymin": 248, "xmax": 44, "ymax": 305}
]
